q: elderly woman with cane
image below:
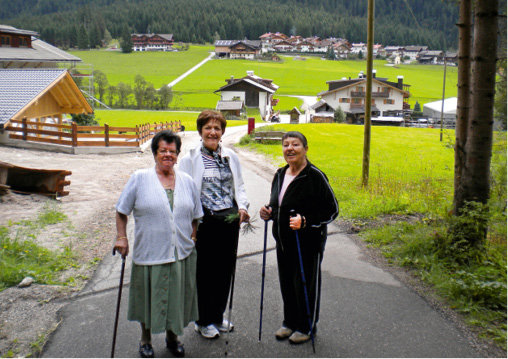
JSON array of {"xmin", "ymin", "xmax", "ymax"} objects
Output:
[
  {"xmin": 114, "ymin": 130, "xmax": 203, "ymax": 358},
  {"xmin": 260, "ymin": 131, "xmax": 338, "ymax": 346},
  {"xmin": 179, "ymin": 110, "xmax": 250, "ymax": 339}
]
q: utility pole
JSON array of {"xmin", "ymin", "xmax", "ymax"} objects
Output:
[
  {"xmin": 362, "ymin": 0, "xmax": 374, "ymax": 188},
  {"xmin": 439, "ymin": 56, "xmax": 447, "ymax": 141}
]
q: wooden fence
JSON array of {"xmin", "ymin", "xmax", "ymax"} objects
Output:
[{"xmin": 5, "ymin": 119, "xmax": 182, "ymax": 148}]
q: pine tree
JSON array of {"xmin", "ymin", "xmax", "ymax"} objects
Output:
[{"xmin": 77, "ymin": 24, "xmax": 89, "ymax": 49}]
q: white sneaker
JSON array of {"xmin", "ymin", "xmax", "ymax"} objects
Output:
[
  {"xmin": 194, "ymin": 323, "xmax": 220, "ymax": 339},
  {"xmin": 214, "ymin": 319, "xmax": 234, "ymax": 333}
]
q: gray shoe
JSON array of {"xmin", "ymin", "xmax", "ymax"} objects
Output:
[
  {"xmin": 214, "ymin": 319, "xmax": 234, "ymax": 333},
  {"xmin": 275, "ymin": 326, "xmax": 293, "ymax": 340},
  {"xmin": 194, "ymin": 323, "xmax": 220, "ymax": 339},
  {"xmin": 288, "ymin": 331, "xmax": 311, "ymax": 344}
]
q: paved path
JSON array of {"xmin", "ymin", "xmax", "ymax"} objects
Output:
[
  {"xmin": 167, "ymin": 52, "xmax": 214, "ymax": 88},
  {"xmin": 41, "ymin": 126, "xmax": 485, "ymax": 358}
]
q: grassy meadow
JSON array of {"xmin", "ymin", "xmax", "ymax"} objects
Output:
[
  {"xmin": 71, "ymin": 48, "xmax": 457, "ymax": 112},
  {"xmin": 240, "ymin": 123, "xmax": 456, "ymax": 218},
  {"xmin": 94, "ymin": 109, "xmax": 248, "ymax": 130}
]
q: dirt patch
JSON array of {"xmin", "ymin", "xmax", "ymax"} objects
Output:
[{"xmin": 0, "ymin": 145, "xmax": 155, "ymax": 357}]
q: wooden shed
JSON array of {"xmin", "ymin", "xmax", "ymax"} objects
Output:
[
  {"xmin": 0, "ymin": 68, "xmax": 92, "ymax": 132},
  {"xmin": 289, "ymin": 107, "xmax": 301, "ymax": 124}
]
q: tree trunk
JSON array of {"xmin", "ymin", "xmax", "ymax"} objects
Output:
[
  {"xmin": 461, "ymin": 0, "xmax": 499, "ymax": 206},
  {"xmin": 453, "ymin": 0, "xmax": 472, "ymax": 214}
]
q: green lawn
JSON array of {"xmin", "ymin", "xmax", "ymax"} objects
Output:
[
  {"xmin": 174, "ymin": 57, "xmax": 457, "ymax": 109},
  {"xmin": 69, "ymin": 45, "xmax": 213, "ymax": 87},
  {"xmin": 72, "ymin": 49, "xmax": 456, "ymax": 112},
  {"xmin": 240, "ymin": 123, "xmax": 455, "ymax": 218},
  {"xmin": 94, "ymin": 109, "xmax": 248, "ymax": 131}
]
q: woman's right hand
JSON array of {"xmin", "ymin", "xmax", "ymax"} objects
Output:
[
  {"xmin": 114, "ymin": 237, "xmax": 129, "ymax": 258},
  {"xmin": 259, "ymin": 205, "xmax": 272, "ymax": 221}
]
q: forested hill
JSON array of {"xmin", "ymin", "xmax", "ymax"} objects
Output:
[{"xmin": 1, "ymin": 0, "xmax": 461, "ymax": 49}]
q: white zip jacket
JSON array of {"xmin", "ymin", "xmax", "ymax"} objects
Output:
[
  {"xmin": 178, "ymin": 144, "xmax": 250, "ymax": 211},
  {"xmin": 116, "ymin": 167, "xmax": 203, "ymax": 265}
]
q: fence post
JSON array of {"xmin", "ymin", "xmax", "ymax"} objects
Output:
[
  {"xmin": 22, "ymin": 118, "xmax": 27, "ymax": 141},
  {"xmin": 105, "ymin": 123, "xmax": 110, "ymax": 147},
  {"xmin": 72, "ymin": 122, "xmax": 78, "ymax": 147}
]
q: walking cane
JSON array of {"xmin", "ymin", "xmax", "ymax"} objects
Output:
[
  {"xmin": 225, "ymin": 226, "xmax": 240, "ymax": 357},
  {"xmin": 258, "ymin": 217, "xmax": 269, "ymax": 341},
  {"xmin": 111, "ymin": 248, "xmax": 126, "ymax": 358},
  {"xmin": 290, "ymin": 210, "xmax": 316, "ymax": 353}
]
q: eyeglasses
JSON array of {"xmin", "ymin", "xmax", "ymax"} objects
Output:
[{"xmin": 158, "ymin": 149, "xmax": 178, "ymax": 155}]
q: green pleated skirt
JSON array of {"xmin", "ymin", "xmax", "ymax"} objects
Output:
[{"xmin": 127, "ymin": 248, "xmax": 198, "ymax": 335}]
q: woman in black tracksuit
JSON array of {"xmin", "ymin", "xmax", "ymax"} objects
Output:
[{"xmin": 260, "ymin": 131, "xmax": 338, "ymax": 345}]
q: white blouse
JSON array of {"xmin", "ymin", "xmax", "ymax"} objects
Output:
[{"xmin": 116, "ymin": 166, "xmax": 203, "ymax": 265}]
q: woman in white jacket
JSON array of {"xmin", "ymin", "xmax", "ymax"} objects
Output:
[{"xmin": 179, "ymin": 110, "xmax": 250, "ymax": 339}]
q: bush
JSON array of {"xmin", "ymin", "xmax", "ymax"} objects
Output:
[{"xmin": 334, "ymin": 107, "xmax": 346, "ymax": 123}]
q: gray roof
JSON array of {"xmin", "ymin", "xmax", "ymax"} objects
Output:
[
  {"xmin": 0, "ymin": 37, "xmax": 82, "ymax": 63},
  {"xmin": 0, "ymin": 69, "xmax": 67, "ymax": 127},
  {"xmin": 0, "ymin": 24, "xmax": 38, "ymax": 36},
  {"xmin": 214, "ymin": 40, "xmax": 261, "ymax": 49}
]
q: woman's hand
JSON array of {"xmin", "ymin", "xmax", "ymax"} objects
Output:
[
  {"xmin": 239, "ymin": 209, "xmax": 250, "ymax": 223},
  {"xmin": 259, "ymin": 205, "xmax": 272, "ymax": 221},
  {"xmin": 289, "ymin": 213, "xmax": 303, "ymax": 230},
  {"xmin": 113, "ymin": 237, "xmax": 129, "ymax": 258}
]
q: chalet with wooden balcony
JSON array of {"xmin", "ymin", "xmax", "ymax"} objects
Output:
[
  {"xmin": 214, "ymin": 71, "xmax": 278, "ymax": 119},
  {"xmin": 315, "ymin": 71, "xmax": 410, "ymax": 123},
  {"xmin": 0, "ymin": 25, "xmax": 81, "ymax": 68},
  {"xmin": 131, "ymin": 33, "xmax": 174, "ymax": 51},
  {"xmin": 214, "ymin": 40, "xmax": 261, "ymax": 59}
]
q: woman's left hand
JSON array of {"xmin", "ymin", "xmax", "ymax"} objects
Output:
[
  {"xmin": 238, "ymin": 209, "xmax": 250, "ymax": 223},
  {"xmin": 289, "ymin": 214, "xmax": 303, "ymax": 230}
]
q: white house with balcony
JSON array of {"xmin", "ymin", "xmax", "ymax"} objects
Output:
[
  {"xmin": 315, "ymin": 72, "xmax": 411, "ymax": 123},
  {"xmin": 214, "ymin": 71, "xmax": 279, "ymax": 120}
]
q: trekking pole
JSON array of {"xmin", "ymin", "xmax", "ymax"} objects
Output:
[
  {"xmin": 111, "ymin": 248, "xmax": 126, "ymax": 358},
  {"xmin": 225, "ymin": 226, "xmax": 240, "ymax": 357},
  {"xmin": 290, "ymin": 210, "xmax": 316, "ymax": 353},
  {"xmin": 258, "ymin": 217, "xmax": 269, "ymax": 341}
]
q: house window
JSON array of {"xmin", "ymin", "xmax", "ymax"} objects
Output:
[
  {"xmin": 20, "ymin": 37, "xmax": 28, "ymax": 47},
  {"xmin": 339, "ymin": 98, "xmax": 350, "ymax": 103},
  {"xmin": 352, "ymin": 98, "xmax": 362, "ymax": 104},
  {"xmin": 384, "ymin": 99, "xmax": 395, "ymax": 104},
  {"xmin": 356, "ymin": 86, "xmax": 364, "ymax": 92},
  {"xmin": 1, "ymin": 36, "xmax": 10, "ymax": 46}
]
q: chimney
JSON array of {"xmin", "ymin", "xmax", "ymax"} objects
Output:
[
  {"xmin": 247, "ymin": 70, "xmax": 254, "ymax": 76},
  {"xmin": 372, "ymin": 69, "xmax": 376, "ymax": 78},
  {"xmin": 358, "ymin": 71, "xmax": 364, "ymax": 79},
  {"xmin": 397, "ymin": 75, "xmax": 403, "ymax": 89},
  {"xmin": 228, "ymin": 75, "xmax": 234, "ymax": 84}
]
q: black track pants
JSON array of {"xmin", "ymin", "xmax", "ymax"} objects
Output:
[{"xmin": 195, "ymin": 213, "xmax": 239, "ymax": 326}]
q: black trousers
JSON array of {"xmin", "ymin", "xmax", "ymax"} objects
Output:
[
  {"xmin": 276, "ymin": 238, "xmax": 322, "ymax": 334},
  {"xmin": 195, "ymin": 212, "xmax": 239, "ymax": 326}
]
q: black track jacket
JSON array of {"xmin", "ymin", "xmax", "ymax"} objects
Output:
[{"xmin": 268, "ymin": 160, "xmax": 339, "ymax": 254}]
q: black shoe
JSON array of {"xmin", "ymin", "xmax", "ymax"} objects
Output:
[
  {"xmin": 166, "ymin": 337, "xmax": 185, "ymax": 357},
  {"xmin": 139, "ymin": 343, "xmax": 154, "ymax": 358}
]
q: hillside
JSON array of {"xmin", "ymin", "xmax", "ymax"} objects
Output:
[{"xmin": 0, "ymin": 0, "xmax": 461, "ymax": 49}]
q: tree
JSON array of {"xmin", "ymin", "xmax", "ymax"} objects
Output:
[
  {"xmin": 120, "ymin": 28, "xmax": 133, "ymax": 53},
  {"xmin": 134, "ymin": 75, "xmax": 147, "ymax": 109},
  {"xmin": 116, "ymin": 82, "xmax": 132, "ymax": 108},
  {"xmin": 413, "ymin": 101, "xmax": 421, "ymax": 113},
  {"xmin": 144, "ymin": 83, "xmax": 157, "ymax": 109},
  {"xmin": 453, "ymin": 0, "xmax": 499, "ymax": 244},
  {"xmin": 77, "ymin": 24, "xmax": 88, "ymax": 49},
  {"xmin": 93, "ymin": 70, "xmax": 108, "ymax": 103},
  {"xmin": 103, "ymin": 28, "xmax": 113, "ymax": 46},
  {"xmin": 158, "ymin": 85, "xmax": 173, "ymax": 109},
  {"xmin": 334, "ymin": 107, "xmax": 346, "ymax": 123},
  {"xmin": 106, "ymin": 85, "xmax": 117, "ymax": 107}
]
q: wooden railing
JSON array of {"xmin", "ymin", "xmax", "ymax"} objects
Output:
[{"xmin": 5, "ymin": 119, "xmax": 182, "ymax": 148}]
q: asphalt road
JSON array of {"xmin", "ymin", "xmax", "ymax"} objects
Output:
[{"xmin": 41, "ymin": 126, "xmax": 483, "ymax": 358}]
